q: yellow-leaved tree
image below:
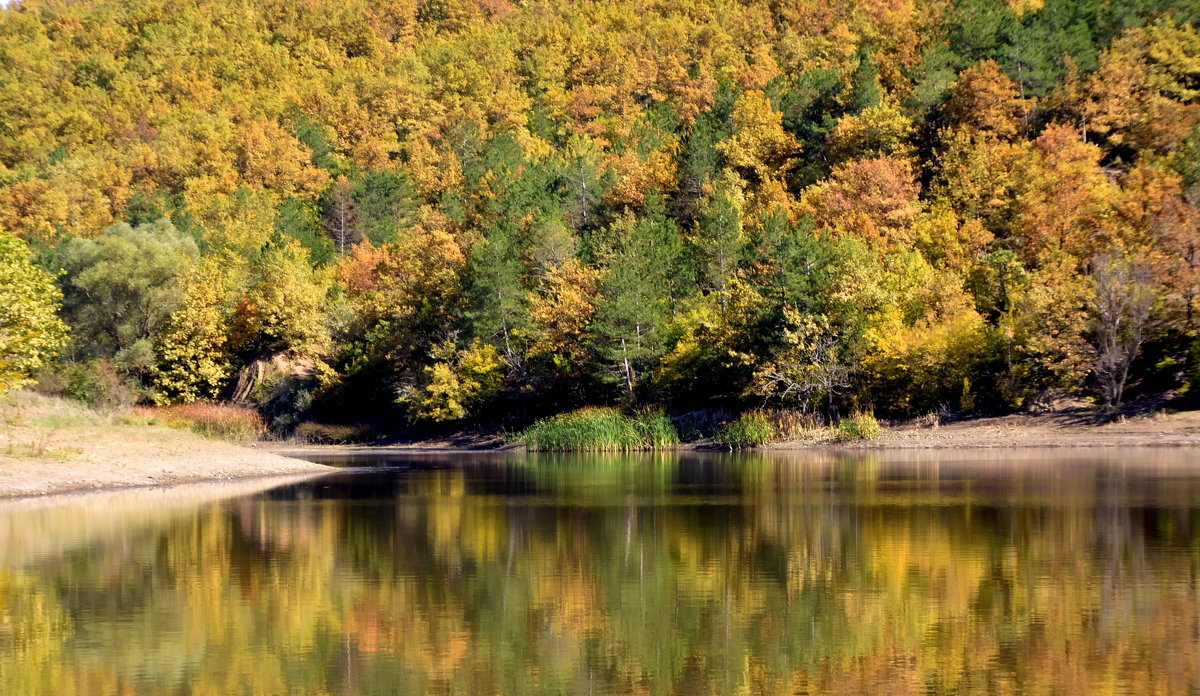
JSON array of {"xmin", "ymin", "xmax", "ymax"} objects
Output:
[
  {"xmin": 717, "ymin": 90, "xmax": 799, "ymax": 181},
  {"xmin": 400, "ymin": 338, "xmax": 506, "ymax": 421},
  {"xmin": 153, "ymin": 257, "xmax": 235, "ymax": 403},
  {"xmin": 0, "ymin": 227, "xmax": 68, "ymax": 394},
  {"xmin": 232, "ymin": 239, "xmax": 332, "ymax": 357},
  {"xmin": 524, "ymin": 258, "xmax": 601, "ymax": 370}
]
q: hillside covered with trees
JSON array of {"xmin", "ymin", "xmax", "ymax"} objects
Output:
[{"xmin": 1, "ymin": 0, "xmax": 1199, "ymax": 434}]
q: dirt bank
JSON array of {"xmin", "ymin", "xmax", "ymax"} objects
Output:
[
  {"xmin": 811, "ymin": 409, "xmax": 1200, "ymax": 450},
  {"xmin": 0, "ymin": 392, "xmax": 332, "ymax": 499}
]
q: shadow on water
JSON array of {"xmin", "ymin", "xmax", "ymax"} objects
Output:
[{"xmin": 2, "ymin": 448, "xmax": 1199, "ymax": 695}]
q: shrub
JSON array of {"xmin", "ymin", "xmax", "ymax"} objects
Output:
[
  {"xmin": 35, "ymin": 360, "xmax": 139, "ymax": 412},
  {"xmin": 294, "ymin": 421, "xmax": 372, "ymax": 444},
  {"xmin": 716, "ymin": 411, "xmax": 778, "ymax": 449},
  {"xmin": 835, "ymin": 411, "xmax": 882, "ymax": 441},
  {"xmin": 522, "ymin": 407, "xmax": 678, "ymax": 452},
  {"xmin": 400, "ymin": 338, "xmax": 505, "ymax": 422},
  {"xmin": 768, "ymin": 409, "xmax": 824, "ymax": 441},
  {"xmin": 129, "ymin": 402, "xmax": 266, "ymax": 441}
]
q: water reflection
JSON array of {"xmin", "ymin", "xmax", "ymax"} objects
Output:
[{"xmin": 2, "ymin": 450, "xmax": 1199, "ymax": 695}]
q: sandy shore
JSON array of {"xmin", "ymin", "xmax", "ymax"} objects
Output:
[
  {"xmin": 0, "ymin": 394, "xmax": 332, "ymax": 499},
  {"xmin": 821, "ymin": 409, "xmax": 1200, "ymax": 450},
  {"xmin": 0, "ymin": 434, "xmax": 331, "ymax": 499}
]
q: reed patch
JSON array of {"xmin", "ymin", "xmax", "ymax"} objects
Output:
[{"xmin": 522, "ymin": 407, "xmax": 679, "ymax": 452}]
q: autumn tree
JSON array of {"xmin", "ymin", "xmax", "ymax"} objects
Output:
[
  {"xmin": 717, "ymin": 90, "xmax": 799, "ymax": 181},
  {"xmin": 399, "ymin": 338, "xmax": 506, "ymax": 421},
  {"xmin": 750, "ymin": 310, "xmax": 851, "ymax": 417},
  {"xmin": 523, "ymin": 257, "xmax": 601, "ymax": 388},
  {"xmin": 825, "ymin": 99, "xmax": 915, "ymax": 164},
  {"xmin": 995, "ymin": 257, "xmax": 1095, "ymax": 409},
  {"xmin": 1084, "ymin": 19, "xmax": 1200, "ymax": 152},
  {"xmin": 0, "ymin": 227, "xmax": 68, "ymax": 394},
  {"xmin": 1013, "ymin": 124, "xmax": 1115, "ymax": 263},
  {"xmin": 232, "ymin": 239, "xmax": 331, "ymax": 357},
  {"xmin": 944, "ymin": 59, "xmax": 1029, "ymax": 138},
  {"xmin": 153, "ymin": 257, "xmax": 234, "ymax": 403},
  {"xmin": 1090, "ymin": 252, "xmax": 1157, "ymax": 408},
  {"xmin": 799, "ymin": 157, "xmax": 921, "ymax": 249}
]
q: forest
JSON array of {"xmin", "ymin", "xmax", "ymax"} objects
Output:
[{"xmin": 1, "ymin": 0, "xmax": 1199, "ymax": 436}]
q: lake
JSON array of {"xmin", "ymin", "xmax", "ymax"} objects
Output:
[{"xmin": 1, "ymin": 448, "xmax": 1199, "ymax": 695}]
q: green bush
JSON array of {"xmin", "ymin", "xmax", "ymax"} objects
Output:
[
  {"xmin": 35, "ymin": 360, "xmax": 139, "ymax": 411},
  {"xmin": 716, "ymin": 411, "xmax": 778, "ymax": 449},
  {"xmin": 522, "ymin": 407, "xmax": 678, "ymax": 452},
  {"xmin": 835, "ymin": 411, "xmax": 882, "ymax": 441}
]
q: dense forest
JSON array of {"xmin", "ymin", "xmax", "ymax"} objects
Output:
[{"xmin": 1, "ymin": 0, "xmax": 1198, "ymax": 434}]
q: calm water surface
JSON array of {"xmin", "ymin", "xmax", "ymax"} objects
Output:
[{"xmin": 2, "ymin": 449, "xmax": 1199, "ymax": 695}]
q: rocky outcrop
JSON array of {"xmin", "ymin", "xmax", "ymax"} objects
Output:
[{"xmin": 227, "ymin": 353, "xmax": 317, "ymax": 405}]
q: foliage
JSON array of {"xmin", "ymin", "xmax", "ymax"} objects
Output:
[
  {"xmin": 400, "ymin": 338, "xmax": 506, "ymax": 421},
  {"xmin": 522, "ymin": 407, "xmax": 678, "ymax": 452},
  {"xmin": 232, "ymin": 239, "xmax": 330, "ymax": 357},
  {"xmin": 750, "ymin": 311, "xmax": 852, "ymax": 416},
  {"xmin": 0, "ymin": 227, "xmax": 68, "ymax": 394},
  {"xmin": 34, "ymin": 360, "xmax": 139, "ymax": 412},
  {"xmin": 1, "ymin": 0, "xmax": 1198, "ymax": 419},
  {"xmin": 152, "ymin": 257, "xmax": 234, "ymax": 403},
  {"xmin": 56, "ymin": 219, "xmax": 198, "ymax": 377},
  {"xmin": 716, "ymin": 411, "xmax": 778, "ymax": 449},
  {"xmin": 835, "ymin": 411, "xmax": 883, "ymax": 441}
]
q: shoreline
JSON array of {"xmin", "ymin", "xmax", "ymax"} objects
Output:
[
  {"xmin": 274, "ymin": 409, "xmax": 1200, "ymax": 456},
  {"xmin": 0, "ymin": 393, "xmax": 335, "ymax": 500},
  {"xmin": 272, "ymin": 436, "xmax": 1200, "ymax": 459},
  {"xmin": 5, "ymin": 397, "xmax": 1199, "ymax": 501},
  {"xmin": 0, "ymin": 445, "xmax": 334, "ymax": 500},
  {"xmin": 825, "ymin": 409, "xmax": 1200, "ymax": 450}
]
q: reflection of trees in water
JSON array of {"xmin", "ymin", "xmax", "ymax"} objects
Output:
[{"xmin": 2, "ymin": 456, "xmax": 1199, "ymax": 695}]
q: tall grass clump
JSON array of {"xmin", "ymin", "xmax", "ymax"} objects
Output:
[
  {"xmin": 632, "ymin": 408, "xmax": 679, "ymax": 449},
  {"xmin": 129, "ymin": 402, "xmax": 266, "ymax": 441},
  {"xmin": 768, "ymin": 409, "xmax": 825, "ymax": 441},
  {"xmin": 522, "ymin": 407, "xmax": 678, "ymax": 452},
  {"xmin": 716, "ymin": 411, "xmax": 778, "ymax": 449},
  {"xmin": 835, "ymin": 411, "xmax": 882, "ymax": 441}
]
